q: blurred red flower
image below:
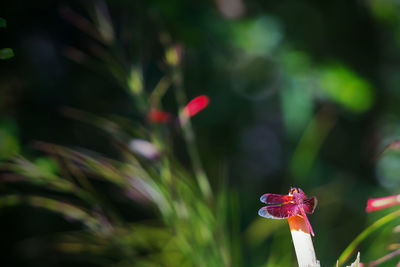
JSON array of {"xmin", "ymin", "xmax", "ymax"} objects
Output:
[
  {"xmin": 183, "ymin": 95, "xmax": 210, "ymax": 117},
  {"xmin": 148, "ymin": 109, "xmax": 172, "ymax": 123},
  {"xmin": 148, "ymin": 95, "xmax": 210, "ymax": 123},
  {"xmin": 366, "ymin": 194, "xmax": 400, "ymax": 212}
]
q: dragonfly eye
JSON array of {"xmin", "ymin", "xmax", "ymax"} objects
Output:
[{"xmin": 289, "ymin": 187, "xmax": 298, "ymax": 195}]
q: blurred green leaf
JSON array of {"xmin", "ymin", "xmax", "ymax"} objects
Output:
[
  {"xmin": 0, "ymin": 195, "xmax": 101, "ymax": 231},
  {"xmin": 0, "ymin": 120, "xmax": 20, "ymax": 160},
  {"xmin": 319, "ymin": 65, "xmax": 374, "ymax": 112},
  {"xmin": 281, "ymin": 81, "xmax": 313, "ymax": 139},
  {"xmin": 0, "ymin": 18, "xmax": 6, "ymax": 28},
  {"xmin": 127, "ymin": 66, "xmax": 143, "ymax": 96},
  {"xmin": 232, "ymin": 16, "xmax": 283, "ymax": 56},
  {"xmin": 369, "ymin": 0, "xmax": 399, "ymax": 24},
  {"xmin": 281, "ymin": 50, "xmax": 314, "ymax": 138},
  {"xmin": 281, "ymin": 50, "xmax": 312, "ymax": 75},
  {"xmin": 0, "ymin": 48, "xmax": 14, "ymax": 59},
  {"xmin": 4, "ymin": 156, "xmax": 98, "ymax": 204},
  {"xmin": 11, "ymin": 157, "xmax": 58, "ymax": 180},
  {"xmin": 34, "ymin": 157, "xmax": 59, "ymax": 176}
]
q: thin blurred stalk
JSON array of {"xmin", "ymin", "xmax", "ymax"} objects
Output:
[
  {"xmin": 170, "ymin": 59, "xmax": 212, "ymax": 200},
  {"xmin": 149, "ymin": 76, "xmax": 174, "ymax": 187},
  {"xmin": 60, "ymin": 6, "xmax": 105, "ymax": 43},
  {"xmin": 337, "ymin": 209, "xmax": 400, "ymax": 266},
  {"xmin": 150, "ymin": 76, "xmax": 171, "ymax": 108},
  {"xmin": 157, "ymin": 138, "xmax": 173, "ymax": 185},
  {"xmin": 367, "ymin": 249, "xmax": 400, "ymax": 267}
]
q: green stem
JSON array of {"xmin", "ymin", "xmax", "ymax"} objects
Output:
[
  {"xmin": 337, "ymin": 209, "xmax": 400, "ymax": 266},
  {"xmin": 172, "ymin": 68, "xmax": 212, "ymax": 200}
]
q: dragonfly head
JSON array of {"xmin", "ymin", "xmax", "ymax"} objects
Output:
[
  {"xmin": 289, "ymin": 187, "xmax": 298, "ymax": 196},
  {"xmin": 289, "ymin": 187, "xmax": 308, "ymax": 204}
]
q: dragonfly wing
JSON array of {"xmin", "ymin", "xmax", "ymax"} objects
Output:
[
  {"xmin": 258, "ymin": 203, "xmax": 298, "ymax": 219},
  {"xmin": 260, "ymin": 193, "xmax": 293, "ymax": 204},
  {"xmin": 303, "ymin": 196, "xmax": 317, "ymax": 214}
]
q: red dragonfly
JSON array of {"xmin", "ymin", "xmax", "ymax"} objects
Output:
[{"xmin": 258, "ymin": 187, "xmax": 317, "ymax": 236}]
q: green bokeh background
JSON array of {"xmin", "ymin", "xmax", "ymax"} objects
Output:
[{"xmin": 2, "ymin": 0, "xmax": 400, "ymax": 266}]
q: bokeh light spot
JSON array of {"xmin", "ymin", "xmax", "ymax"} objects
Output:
[{"xmin": 319, "ymin": 65, "xmax": 374, "ymax": 112}]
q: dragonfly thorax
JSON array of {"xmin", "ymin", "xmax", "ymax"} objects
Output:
[{"xmin": 289, "ymin": 188, "xmax": 307, "ymax": 205}]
